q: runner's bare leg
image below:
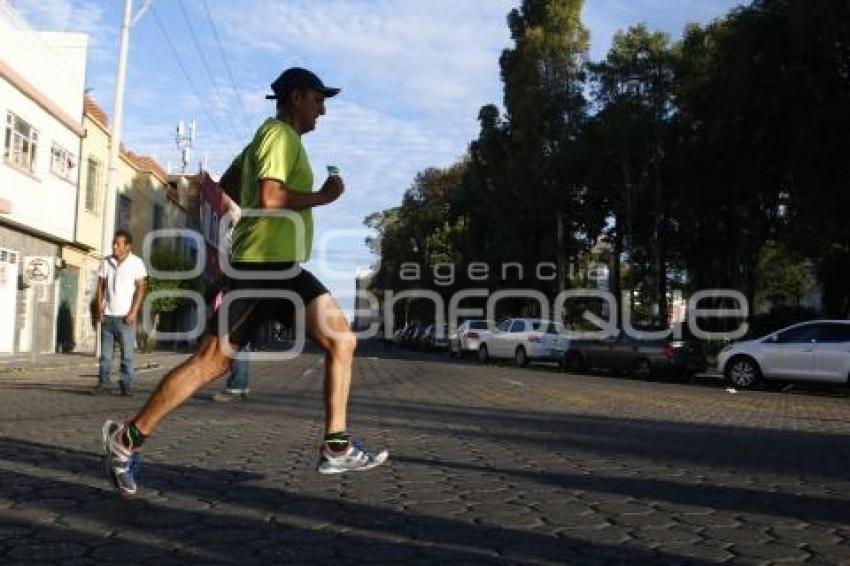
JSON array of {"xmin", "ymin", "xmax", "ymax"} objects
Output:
[
  {"xmin": 132, "ymin": 334, "xmax": 233, "ymax": 434},
  {"xmin": 305, "ymin": 293, "xmax": 356, "ymax": 435}
]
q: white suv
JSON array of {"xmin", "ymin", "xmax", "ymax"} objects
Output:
[
  {"xmin": 478, "ymin": 318, "xmax": 568, "ymax": 367},
  {"xmin": 718, "ymin": 320, "xmax": 850, "ymax": 388}
]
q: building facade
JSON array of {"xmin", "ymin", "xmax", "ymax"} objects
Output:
[{"xmin": 0, "ymin": 5, "xmax": 88, "ymax": 353}]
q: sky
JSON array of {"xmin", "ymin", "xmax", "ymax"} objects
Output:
[{"xmin": 9, "ymin": 0, "xmax": 744, "ymax": 316}]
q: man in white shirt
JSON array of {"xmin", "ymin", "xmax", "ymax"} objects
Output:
[{"xmin": 93, "ymin": 229, "xmax": 147, "ymax": 396}]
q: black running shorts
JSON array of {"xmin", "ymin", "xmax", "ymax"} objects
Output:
[{"xmin": 207, "ymin": 262, "xmax": 328, "ymax": 347}]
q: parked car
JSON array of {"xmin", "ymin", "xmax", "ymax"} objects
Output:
[
  {"xmin": 562, "ymin": 330, "xmax": 707, "ymax": 379},
  {"xmin": 478, "ymin": 318, "xmax": 567, "ymax": 366},
  {"xmin": 392, "ymin": 325, "xmax": 409, "ymax": 345},
  {"xmin": 449, "ymin": 320, "xmax": 491, "ymax": 357},
  {"xmin": 401, "ymin": 323, "xmax": 424, "ymax": 348},
  {"xmin": 718, "ymin": 320, "xmax": 850, "ymax": 389}
]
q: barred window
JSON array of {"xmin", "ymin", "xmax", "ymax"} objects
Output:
[
  {"xmin": 85, "ymin": 157, "xmax": 101, "ymax": 212},
  {"xmin": 4, "ymin": 112, "xmax": 39, "ymax": 173}
]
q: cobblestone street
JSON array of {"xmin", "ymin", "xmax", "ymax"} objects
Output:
[{"xmin": 0, "ymin": 343, "xmax": 848, "ymax": 565}]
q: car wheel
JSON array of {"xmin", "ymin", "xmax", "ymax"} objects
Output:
[
  {"xmin": 563, "ymin": 352, "xmax": 584, "ymax": 374},
  {"xmin": 632, "ymin": 358, "xmax": 652, "ymax": 380},
  {"xmin": 515, "ymin": 346, "xmax": 529, "ymax": 367},
  {"xmin": 478, "ymin": 344, "xmax": 489, "ymax": 363},
  {"xmin": 725, "ymin": 356, "xmax": 762, "ymax": 389}
]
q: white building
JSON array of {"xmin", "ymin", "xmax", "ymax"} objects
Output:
[{"xmin": 0, "ymin": 4, "xmax": 87, "ymax": 352}]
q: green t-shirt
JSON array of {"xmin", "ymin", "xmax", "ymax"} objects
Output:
[{"xmin": 230, "ymin": 118, "xmax": 314, "ymax": 262}]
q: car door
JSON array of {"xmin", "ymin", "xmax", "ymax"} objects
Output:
[
  {"xmin": 504, "ymin": 319, "xmax": 527, "ymax": 357},
  {"xmin": 585, "ymin": 334, "xmax": 618, "ymax": 369},
  {"xmin": 490, "ymin": 319, "xmax": 512, "ymax": 357},
  {"xmin": 812, "ymin": 323, "xmax": 850, "ymax": 382},
  {"xmin": 760, "ymin": 323, "xmax": 818, "ymax": 379},
  {"xmin": 610, "ymin": 333, "xmax": 639, "ymax": 371}
]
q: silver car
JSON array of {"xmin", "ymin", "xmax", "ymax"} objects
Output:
[
  {"xmin": 717, "ymin": 320, "xmax": 850, "ymax": 389},
  {"xmin": 448, "ymin": 320, "xmax": 490, "ymax": 357},
  {"xmin": 478, "ymin": 318, "xmax": 568, "ymax": 367}
]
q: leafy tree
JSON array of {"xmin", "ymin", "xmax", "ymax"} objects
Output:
[
  {"xmin": 754, "ymin": 240, "xmax": 815, "ymax": 309},
  {"xmin": 586, "ymin": 24, "xmax": 676, "ymax": 325},
  {"xmin": 141, "ymin": 247, "xmax": 201, "ymax": 350}
]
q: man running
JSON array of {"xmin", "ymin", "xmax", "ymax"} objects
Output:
[{"xmin": 102, "ymin": 67, "xmax": 388, "ymax": 495}]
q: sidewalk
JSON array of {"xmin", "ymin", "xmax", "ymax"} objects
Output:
[{"xmin": 0, "ymin": 349, "xmax": 189, "ymax": 375}]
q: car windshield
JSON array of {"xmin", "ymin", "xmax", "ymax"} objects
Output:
[{"xmin": 468, "ymin": 321, "xmax": 487, "ymax": 330}]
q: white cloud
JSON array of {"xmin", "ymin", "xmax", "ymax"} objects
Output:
[{"xmin": 213, "ymin": 0, "xmax": 514, "ymax": 121}]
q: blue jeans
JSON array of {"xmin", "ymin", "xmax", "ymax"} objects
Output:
[
  {"xmin": 98, "ymin": 316, "xmax": 136, "ymax": 386},
  {"xmin": 226, "ymin": 344, "xmax": 251, "ymax": 390}
]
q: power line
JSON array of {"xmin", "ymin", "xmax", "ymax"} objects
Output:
[
  {"xmin": 149, "ymin": 3, "xmax": 238, "ymax": 158},
  {"xmin": 176, "ymin": 0, "xmax": 245, "ymax": 140},
  {"xmin": 199, "ymin": 0, "xmax": 251, "ymax": 127}
]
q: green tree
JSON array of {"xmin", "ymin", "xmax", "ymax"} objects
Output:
[
  {"xmin": 754, "ymin": 240, "xmax": 815, "ymax": 309},
  {"xmin": 141, "ymin": 247, "xmax": 201, "ymax": 351},
  {"xmin": 586, "ymin": 24, "xmax": 676, "ymax": 325}
]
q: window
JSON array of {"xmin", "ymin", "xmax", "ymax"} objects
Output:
[
  {"xmin": 49, "ymin": 143, "xmax": 77, "ymax": 182},
  {"xmin": 509, "ymin": 320, "xmax": 526, "ymax": 333},
  {"xmin": 776, "ymin": 324, "xmax": 819, "ymax": 344},
  {"xmin": 0, "ymin": 249, "xmax": 18, "ymax": 265},
  {"xmin": 118, "ymin": 195, "xmax": 131, "ymax": 231},
  {"xmin": 819, "ymin": 323, "xmax": 850, "ymax": 344},
  {"xmin": 85, "ymin": 157, "xmax": 100, "ymax": 212},
  {"xmin": 496, "ymin": 319, "xmax": 511, "ymax": 332},
  {"xmin": 534, "ymin": 322, "xmax": 559, "ymax": 335},
  {"xmin": 153, "ymin": 204, "xmax": 164, "ymax": 231},
  {"xmin": 4, "ymin": 112, "xmax": 39, "ymax": 173}
]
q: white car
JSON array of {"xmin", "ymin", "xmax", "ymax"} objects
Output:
[
  {"xmin": 448, "ymin": 320, "xmax": 491, "ymax": 357},
  {"xmin": 717, "ymin": 320, "xmax": 850, "ymax": 389},
  {"xmin": 478, "ymin": 318, "xmax": 568, "ymax": 366}
]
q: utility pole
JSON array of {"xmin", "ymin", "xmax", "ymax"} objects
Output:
[
  {"xmin": 101, "ymin": 0, "xmax": 152, "ymax": 254},
  {"xmin": 97, "ymin": 0, "xmax": 151, "ymax": 358}
]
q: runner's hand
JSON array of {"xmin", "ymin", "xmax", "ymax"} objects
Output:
[{"xmin": 319, "ymin": 175, "xmax": 344, "ymax": 204}]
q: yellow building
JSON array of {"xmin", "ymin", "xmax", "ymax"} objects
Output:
[{"xmin": 60, "ymin": 97, "xmax": 171, "ymax": 353}]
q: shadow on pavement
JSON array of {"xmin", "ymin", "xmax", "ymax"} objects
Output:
[
  {"xmin": 0, "ymin": 437, "xmax": 710, "ymax": 565},
  {"xmin": 233, "ymin": 391, "xmax": 850, "ymax": 481},
  {"xmin": 392, "ymin": 455, "xmax": 850, "ymax": 526}
]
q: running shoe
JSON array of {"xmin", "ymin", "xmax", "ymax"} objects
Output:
[
  {"xmin": 316, "ymin": 437, "xmax": 388, "ymax": 475},
  {"xmin": 101, "ymin": 420, "xmax": 140, "ymax": 495},
  {"xmin": 212, "ymin": 389, "xmax": 248, "ymax": 402}
]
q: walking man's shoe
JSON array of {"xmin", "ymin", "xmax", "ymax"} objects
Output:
[
  {"xmin": 118, "ymin": 382, "xmax": 133, "ymax": 397},
  {"xmin": 102, "ymin": 420, "xmax": 140, "ymax": 495},
  {"xmin": 317, "ymin": 437, "xmax": 389, "ymax": 475},
  {"xmin": 90, "ymin": 383, "xmax": 111, "ymax": 396},
  {"xmin": 213, "ymin": 389, "xmax": 248, "ymax": 402}
]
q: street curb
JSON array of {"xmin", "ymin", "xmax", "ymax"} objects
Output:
[{"xmin": 0, "ymin": 352, "xmax": 187, "ymax": 375}]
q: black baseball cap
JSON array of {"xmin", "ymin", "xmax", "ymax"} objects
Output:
[{"xmin": 265, "ymin": 67, "xmax": 340, "ymax": 100}]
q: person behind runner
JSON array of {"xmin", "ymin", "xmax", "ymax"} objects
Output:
[
  {"xmin": 93, "ymin": 229, "xmax": 147, "ymax": 397},
  {"xmin": 101, "ymin": 67, "xmax": 388, "ymax": 495}
]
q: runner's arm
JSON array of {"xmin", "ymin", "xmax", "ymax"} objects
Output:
[{"xmin": 259, "ymin": 176, "xmax": 343, "ymax": 210}]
